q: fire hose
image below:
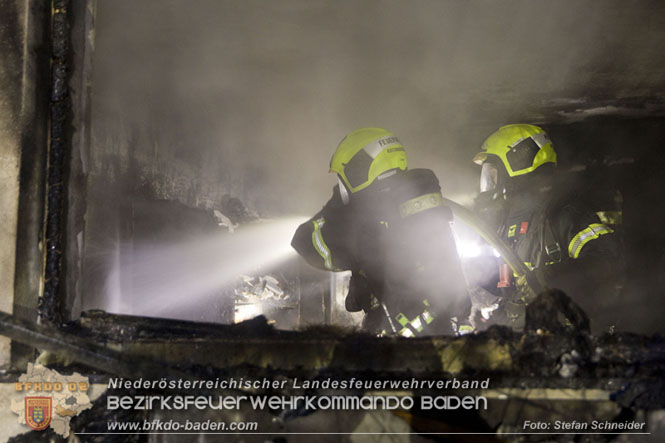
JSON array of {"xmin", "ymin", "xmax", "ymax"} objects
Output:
[{"xmin": 442, "ymin": 197, "xmax": 546, "ymax": 297}]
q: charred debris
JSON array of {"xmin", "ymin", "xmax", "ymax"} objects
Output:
[{"xmin": 2, "ymin": 293, "xmax": 665, "ymax": 441}]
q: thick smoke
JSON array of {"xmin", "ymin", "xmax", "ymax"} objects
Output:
[
  {"xmin": 86, "ymin": 0, "xmax": 665, "ymax": 330},
  {"xmin": 92, "ymin": 0, "xmax": 665, "ymax": 212}
]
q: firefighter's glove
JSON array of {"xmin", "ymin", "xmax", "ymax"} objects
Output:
[
  {"xmin": 515, "ymin": 274, "xmax": 537, "ymax": 305},
  {"xmin": 345, "ymin": 273, "xmax": 376, "ymax": 312}
]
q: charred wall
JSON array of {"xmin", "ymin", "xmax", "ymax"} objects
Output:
[{"xmin": 1, "ymin": 0, "xmax": 50, "ymax": 369}]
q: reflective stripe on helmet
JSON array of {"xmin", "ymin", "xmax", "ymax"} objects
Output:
[
  {"xmin": 363, "ymin": 135, "xmax": 402, "ymax": 158},
  {"xmin": 530, "ymin": 131, "xmax": 551, "ymax": 148},
  {"xmin": 568, "ymin": 223, "xmax": 614, "ymax": 259},
  {"xmin": 311, "ymin": 218, "xmax": 333, "ymax": 270},
  {"xmin": 509, "ymin": 132, "xmax": 550, "ymax": 150},
  {"xmin": 399, "ymin": 192, "xmax": 444, "ymax": 218}
]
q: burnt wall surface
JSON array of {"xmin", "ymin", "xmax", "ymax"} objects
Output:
[
  {"xmin": 40, "ymin": 0, "xmax": 73, "ymax": 326},
  {"xmin": 1, "ymin": 0, "xmax": 50, "ymax": 369},
  {"xmin": 0, "ymin": 0, "xmax": 27, "ymax": 369}
]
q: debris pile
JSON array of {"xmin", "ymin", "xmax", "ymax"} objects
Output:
[{"xmin": 233, "ymin": 274, "xmax": 297, "ymax": 325}]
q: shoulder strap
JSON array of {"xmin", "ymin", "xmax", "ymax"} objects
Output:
[
  {"xmin": 543, "ymin": 216, "xmax": 563, "ymax": 263},
  {"xmin": 533, "ymin": 203, "xmax": 564, "ymax": 268},
  {"xmin": 533, "ymin": 209, "xmax": 548, "ymax": 269},
  {"xmin": 543, "ymin": 197, "xmax": 564, "ymax": 264}
]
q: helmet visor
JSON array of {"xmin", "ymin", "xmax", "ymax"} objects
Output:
[
  {"xmin": 480, "ymin": 162, "xmax": 499, "ymax": 193},
  {"xmin": 337, "ymin": 175, "xmax": 350, "ymax": 205}
]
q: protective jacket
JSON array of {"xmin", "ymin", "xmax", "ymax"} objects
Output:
[
  {"xmin": 292, "ymin": 169, "xmax": 468, "ymax": 336},
  {"xmin": 484, "ymin": 185, "xmax": 623, "ymax": 332}
]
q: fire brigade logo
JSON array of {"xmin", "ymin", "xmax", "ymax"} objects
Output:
[
  {"xmin": 25, "ymin": 397, "xmax": 52, "ymax": 431},
  {"xmin": 12, "ymin": 364, "xmax": 92, "ymax": 437}
]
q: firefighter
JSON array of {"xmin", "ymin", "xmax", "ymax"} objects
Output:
[
  {"xmin": 472, "ymin": 124, "xmax": 623, "ymax": 332},
  {"xmin": 291, "ymin": 127, "xmax": 469, "ymax": 336}
]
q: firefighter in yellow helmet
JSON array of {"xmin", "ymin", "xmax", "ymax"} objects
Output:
[
  {"xmin": 472, "ymin": 124, "xmax": 623, "ymax": 332},
  {"xmin": 291, "ymin": 128, "xmax": 470, "ymax": 336}
]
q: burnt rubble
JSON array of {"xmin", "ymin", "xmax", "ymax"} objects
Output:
[
  {"xmin": 2, "ymin": 298, "xmax": 665, "ymax": 441},
  {"xmin": 2, "ymin": 307, "xmax": 664, "ymax": 396}
]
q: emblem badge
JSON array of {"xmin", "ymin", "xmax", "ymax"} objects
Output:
[{"xmin": 25, "ymin": 397, "xmax": 52, "ymax": 431}]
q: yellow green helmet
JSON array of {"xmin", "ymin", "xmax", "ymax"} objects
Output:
[
  {"xmin": 473, "ymin": 124, "xmax": 557, "ymax": 177},
  {"xmin": 330, "ymin": 127, "xmax": 407, "ymax": 193}
]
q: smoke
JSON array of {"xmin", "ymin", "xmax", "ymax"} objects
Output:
[
  {"xmin": 86, "ymin": 1, "xmax": 665, "ymax": 330},
  {"xmin": 92, "ymin": 0, "xmax": 665, "ymax": 214}
]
